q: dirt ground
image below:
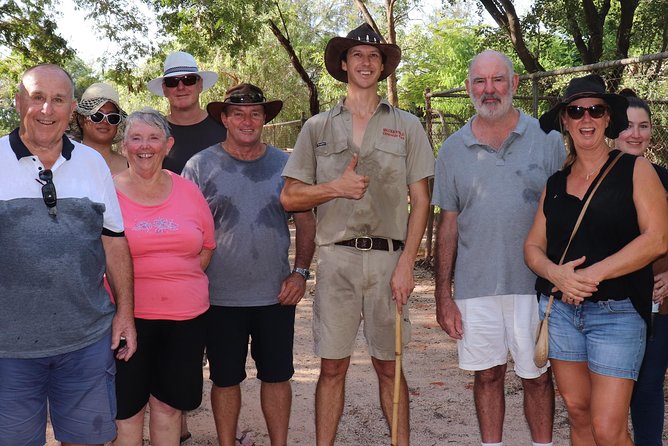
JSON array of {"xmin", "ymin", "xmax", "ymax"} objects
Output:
[
  {"xmin": 149, "ymin": 266, "xmax": 574, "ymax": 446},
  {"xmin": 46, "ymin": 255, "xmax": 667, "ymax": 445}
]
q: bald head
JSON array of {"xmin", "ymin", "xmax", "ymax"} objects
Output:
[
  {"xmin": 468, "ymin": 50, "xmax": 515, "ymax": 82},
  {"xmin": 19, "ymin": 64, "xmax": 75, "ymax": 100}
]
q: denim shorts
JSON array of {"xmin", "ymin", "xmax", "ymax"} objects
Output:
[
  {"xmin": 539, "ymin": 294, "xmax": 646, "ymax": 379},
  {"xmin": 0, "ymin": 333, "xmax": 117, "ymax": 445}
]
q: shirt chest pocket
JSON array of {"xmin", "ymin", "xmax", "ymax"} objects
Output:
[
  {"xmin": 361, "ymin": 140, "xmax": 407, "ymax": 181},
  {"xmin": 315, "ymin": 141, "xmax": 349, "ymax": 183}
]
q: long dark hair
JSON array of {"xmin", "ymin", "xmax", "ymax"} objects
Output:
[{"xmin": 618, "ymin": 88, "xmax": 652, "ymax": 123}]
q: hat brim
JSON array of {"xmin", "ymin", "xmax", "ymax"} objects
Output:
[
  {"xmin": 148, "ymin": 70, "xmax": 218, "ymax": 96},
  {"xmin": 324, "ymin": 37, "xmax": 401, "ymax": 83},
  {"xmin": 207, "ymin": 100, "xmax": 284, "ymax": 125},
  {"xmin": 539, "ymin": 92, "xmax": 629, "ymax": 139}
]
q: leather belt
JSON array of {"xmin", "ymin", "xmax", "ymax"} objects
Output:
[{"xmin": 335, "ymin": 237, "xmax": 404, "ymax": 251}]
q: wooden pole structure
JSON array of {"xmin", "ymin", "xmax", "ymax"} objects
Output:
[{"xmin": 391, "ymin": 307, "xmax": 402, "ymax": 445}]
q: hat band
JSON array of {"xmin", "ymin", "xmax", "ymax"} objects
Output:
[
  {"xmin": 163, "ymin": 66, "xmax": 199, "ymax": 76},
  {"xmin": 356, "ymin": 34, "xmax": 380, "ymax": 43}
]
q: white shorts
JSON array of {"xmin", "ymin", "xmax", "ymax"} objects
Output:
[{"xmin": 455, "ymin": 294, "xmax": 548, "ymax": 379}]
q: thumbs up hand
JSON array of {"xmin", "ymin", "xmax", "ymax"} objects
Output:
[{"xmin": 334, "ymin": 154, "xmax": 369, "ymax": 200}]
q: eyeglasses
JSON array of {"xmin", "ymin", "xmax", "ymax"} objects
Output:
[
  {"xmin": 163, "ymin": 75, "xmax": 200, "ymax": 88},
  {"xmin": 37, "ymin": 169, "xmax": 57, "ymax": 216},
  {"xmin": 88, "ymin": 112, "xmax": 122, "ymax": 126},
  {"xmin": 225, "ymin": 91, "xmax": 265, "ymax": 104},
  {"xmin": 565, "ymin": 104, "xmax": 607, "ymax": 120}
]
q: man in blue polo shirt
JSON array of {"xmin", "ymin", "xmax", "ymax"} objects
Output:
[{"xmin": 0, "ymin": 64, "xmax": 136, "ymax": 446}]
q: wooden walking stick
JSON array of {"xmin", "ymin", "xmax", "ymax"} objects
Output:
[{"xmin": 391, "ymin": 306, "xmax": 402, "ymax": 446}]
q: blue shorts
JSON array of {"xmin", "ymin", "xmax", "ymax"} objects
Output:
[
  {"xmin": 0, "ymin": 333, "xmax": 116, "ymax": 445},
  {"xmin": 540, "ymin": 294, "xmax": 646, "ymax": 379}
]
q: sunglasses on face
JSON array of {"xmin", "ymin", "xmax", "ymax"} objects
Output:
[
  {"xmin": 163, "ymin": 75, "xmax": 200, "ymax": 88},
  {"xmin": 37, "ymin": 169, "xmax": 57, "ymax": 216},
  {"xmin": 88, "ymin": 112, "xmax": 122, "ymax": 126},
  {"xmin": 565, "ymin": 104, "xmax": 607, "ymax": 120},
  {"xmin": 225, "ymin": 91, "xmax": 265, "ymax": 104}
]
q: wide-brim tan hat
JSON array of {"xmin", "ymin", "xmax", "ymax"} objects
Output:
[
  {"xmin": 324, "ymin": 23, "xmax": 401, "ymax": 83},
  {"xmin": 148, "ymin": 51, "xmax": 218, "ymax": 96},
  {"xmin": 207, "ymin": 83, "xmax": 283, "ymax": 125}
]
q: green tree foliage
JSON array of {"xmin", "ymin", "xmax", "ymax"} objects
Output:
[
  {"xmin": 0, "ymin": 0, "xmax": 74, "ymax": 65},
  {"xmin": 399, "ymin": 18, "xmax": 483, "ymax": 106}
]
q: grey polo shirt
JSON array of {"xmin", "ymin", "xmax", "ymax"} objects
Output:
[{"xmin": 432, "ymin": 111, "xmax": 565, "ymax": 299}]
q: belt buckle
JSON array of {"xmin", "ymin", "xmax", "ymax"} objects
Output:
[{"xmin": 354, "ymin": 236, "xmax": 373, "ymax": 251}]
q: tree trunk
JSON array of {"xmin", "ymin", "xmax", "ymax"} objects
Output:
[
  {"xmin": 606, "ymin": 0, "xmax": 639, "ymax": 91},
  {"xmin": 267, "ymin": 19, "xmax": 320, "ymax": 116},
  {"xmin": 478, "ymin": 0, "xmax": 544, "ymax": 73},
  {"xmin": 385, "ymin": 0, "xmax": 398, "ymax": 105}
]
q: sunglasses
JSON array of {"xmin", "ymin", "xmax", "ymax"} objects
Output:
[
  {"xmin": 225, "ymin": 91, "xmax": 265, "ymax": 104},
  {"xmin": 88, "ymin": 112, "xmax": 122, "ymax": 126},
  {"xmin": 37, "ymin": 169, "xmax": 57, "ymax": 216},
  {"xmin": 565, "ymin": 104, "xmax": 607, "ymax": 120},
  {"xmin": 163, "ymin": 75, "xmax": 200, "ymax": 88}
]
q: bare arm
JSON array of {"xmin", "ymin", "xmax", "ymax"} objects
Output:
[
  {"xmin": 200, "ymin": 248, "xmax": 214, "ymax": 271},
  {"xmin": 102, "ymin": 235, "xmax": 137, "ymax": 361},
  {"xmin": 578, "ymin": 158, "xmax": 668, "ymax": 282},
  {"xmin": 280, "ymin": 154, "xmax": 369, "ymax": 211},
  {"xmin": 390, "ymin": 179, "xmax": 430, "ymax": 312},
  {"xmin": 434, "ymin": 210, "xmax": 463, "ymax": 339},
  {"xmin": 278, "ymin": 210, "xmax": 316, "ymax": 305}
]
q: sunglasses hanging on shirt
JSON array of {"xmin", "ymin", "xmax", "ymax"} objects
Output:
[{"xmin": 36, "ymin": 169, "xmax": 57, "ymax": 216}]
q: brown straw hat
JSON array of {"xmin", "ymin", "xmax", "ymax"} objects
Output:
[
  {"xmin": 207, "ymin": 83, "xmax": 283, "ymax": 124},
  {"xmin": 539, "ymin": 74, "xmax": 629, "ymax": 138},
  {"xmin": 324, "ymin": 23, "xmax": 401, "ymax": 83}
]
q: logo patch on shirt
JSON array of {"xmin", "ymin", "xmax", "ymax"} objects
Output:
[
  {"xmin": 383, "ymin": 128, "xmax": 405, "ymax": 140},
  {"xmin": 316, "ymin": 141, "xmax": 327, "ymax": 147},
  {"xmin": 132, "ymin": 218, "xmax": 179, "ymax": 233}
]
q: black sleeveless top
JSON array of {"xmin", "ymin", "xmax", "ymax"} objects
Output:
[{"xmin": 535, "ymin": 150, "xmax": 653, "ymax": 326}]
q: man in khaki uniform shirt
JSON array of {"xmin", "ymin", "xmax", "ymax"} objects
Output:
[{"xmin": 281, "ymin": 23, "xmax": 434, "ymax": 446}]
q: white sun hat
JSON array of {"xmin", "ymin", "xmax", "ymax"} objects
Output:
[{"xmin": 147, "ymin": 51, "xmax": 218, "ymax": 96}]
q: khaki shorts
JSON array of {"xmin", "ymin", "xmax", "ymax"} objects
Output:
[
  {"xmin": 455, "ymin": 294, "xmax": 548, "ymax": 379},
  {"xmin": 313, "ymin": 244, "xmax": 411, "ymax": 360}
]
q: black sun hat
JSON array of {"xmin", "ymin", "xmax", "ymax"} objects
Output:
[
  {"xmin": 207, "ymin": 83, "xmax": 283, "ymax": 125},
  {"xmin": 539, "ymin": 74, "xmax": 629, "ymax": 138},
  {"xmin": 324, "ymin": 23, "xmax": 401, "ymax": 83}
]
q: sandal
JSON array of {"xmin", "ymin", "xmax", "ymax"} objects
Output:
[{"xmin": 236, "ymin": 430, "xmax": 255, "ymax": 446}]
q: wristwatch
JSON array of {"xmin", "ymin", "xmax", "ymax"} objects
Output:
[{"xmin": 292, "ymin": 267, "xmax": 311, "ymax": 280}]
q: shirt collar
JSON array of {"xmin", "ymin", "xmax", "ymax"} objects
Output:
[
  {"xmin": 8, "ymin": 128, "xmax": 74, "ymax": 161},
  {"xmin": 333, "ymin": 96, "xmax": 391, "ymax": 117},
  {"xmin": 462, "ymin": 108, "xmax": 527, "ymax": 149}
]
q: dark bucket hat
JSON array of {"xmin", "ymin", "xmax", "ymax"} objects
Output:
[
  {"xmin": 324, "ymin": 23, "xmax": 401, "ymax": 83},
  {"xmin": 539, "ymin": 74, "xmax": 628, "ymax": 138},
  {"xmin": 207, "ymin": 83, "xmax": 283, "ymax": 124}
]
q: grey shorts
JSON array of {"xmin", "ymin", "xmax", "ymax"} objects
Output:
[{"xmin": 313, "ymin": 244, "xmax": 411, "ymax": 360}]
